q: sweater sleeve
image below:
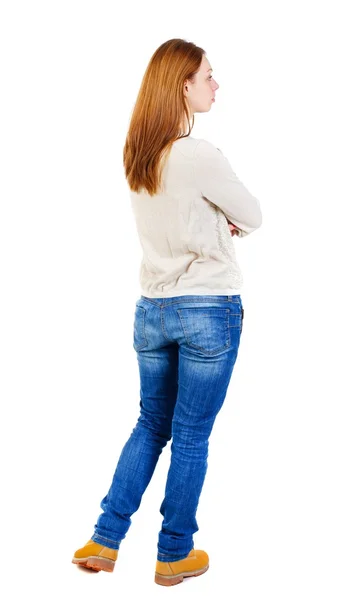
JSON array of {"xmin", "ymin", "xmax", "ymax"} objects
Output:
[{"xmin": 194, "ymin": 139, "xmax": 262, "ymax": 237}]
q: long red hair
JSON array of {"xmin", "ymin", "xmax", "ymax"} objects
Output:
[{"xmin": 123, "ymin": 38, "xmax": 205, "ymax": 196}]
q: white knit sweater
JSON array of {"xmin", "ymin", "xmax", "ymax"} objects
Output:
[{"xmin": 129, "ymin": 136, "xmax": 262, "ymax": 298}]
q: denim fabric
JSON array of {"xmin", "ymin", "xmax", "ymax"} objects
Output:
[{"xmin": 91, "ymin": 294, "xmax": 244, "ymax": 561}]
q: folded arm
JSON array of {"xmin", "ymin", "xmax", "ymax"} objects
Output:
[{"xmin": 194, "ymin": 139, "xmax": 262, "ymax": 237}]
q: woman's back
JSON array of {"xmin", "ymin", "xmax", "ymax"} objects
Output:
[{"xmin": 130, "ymin": 135, "xmax": 261, "ymax": 298}]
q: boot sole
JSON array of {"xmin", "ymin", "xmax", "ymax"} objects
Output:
[
  {"xmin": 72, "ymin": 556, "xmax": 116, "ymax": 572},
  {"xmin": 155, "ymin": 564, "xmax": 209, "ymax": 586}
]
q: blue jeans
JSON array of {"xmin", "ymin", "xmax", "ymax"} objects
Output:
[{"xmin": 91, "ymin": 294, "xmax": 244, "ymax": 561}]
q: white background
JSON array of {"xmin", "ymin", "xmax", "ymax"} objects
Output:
[{"xmin": 1, "ymin": 1, "xmax": 342, "ymax": 598}]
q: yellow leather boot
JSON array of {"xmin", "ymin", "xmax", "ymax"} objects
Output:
[
  {"xmin": 72, "ymin": 539, "xmax": 118, "ymax": 572},
  {"xmin": 155, "ymin": 548, "xmax": 209, "ymax": 586}
]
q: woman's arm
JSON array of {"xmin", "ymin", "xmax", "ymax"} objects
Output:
[{"xmin": 194, "ymin": 139, "xmax": 262, "ymax": 237}]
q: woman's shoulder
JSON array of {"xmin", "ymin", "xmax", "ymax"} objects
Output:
[
  {"xmin": 192, "ymin": 138, "xmax": 226, "ymax": 164},
  {"xmin": 173, "ymin": 136, "xmax": 221, "ymax": 159}
]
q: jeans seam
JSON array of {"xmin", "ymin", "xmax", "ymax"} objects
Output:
[{"xmin": 160, "ymin": 306, "xmax": 173, "ymax": 342}]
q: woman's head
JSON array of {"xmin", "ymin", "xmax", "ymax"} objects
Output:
[
  {"xmin": 183, "ymin": 53, "xmax": 219, "ymax": 117},
  {"xmin": 123, "ymin": 38, "xmax": 219, "ymax": 195}
]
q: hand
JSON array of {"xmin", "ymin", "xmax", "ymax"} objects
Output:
[{"xmin": 228, "ymin": 223, "xmax": 240, "ymax": 236}]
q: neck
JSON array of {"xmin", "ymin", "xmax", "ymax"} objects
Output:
[{"xmin": 180, "ymin": 112, "xmax": 194, "ymax": 135}]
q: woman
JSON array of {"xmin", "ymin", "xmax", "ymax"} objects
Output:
[{"xmin": 72, "ymin": 38, "xmax": 262, "ymax": 586}]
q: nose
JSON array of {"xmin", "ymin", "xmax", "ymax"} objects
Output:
[{"xmin": 212, "ymin": 79, "xmax": 219, "ymax": 91}]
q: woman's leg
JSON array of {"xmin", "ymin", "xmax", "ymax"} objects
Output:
[
  {"xmin": 91, "ymin": 324, "xmax": 179, "ymax": 549},
  {"xmin": 157, "ymin": 297, "xmax": 243, "ymax": 561}
]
